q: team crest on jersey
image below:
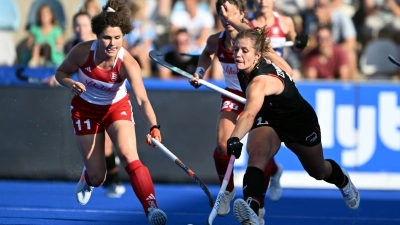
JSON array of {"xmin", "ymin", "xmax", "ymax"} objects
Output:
[
  {"xmin": 272, "ymin": 27, "xmax": 279, "ymax": 35},
  {"xmin": 110, "ymin": 72, "xmax": 118, "ymax": 82}
]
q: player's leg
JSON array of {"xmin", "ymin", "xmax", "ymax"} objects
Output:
[
  {"xmin": 107, "ymin": 120, "xmax": 166, "ymax": 225},
  {"xmin": 286, "ymin": 142, "xmax": 360, "ymax": 210},
  {"xmin": 234, "ymin": 126, "xmax": 281, "ymax": 225},
  {"xmin": 75, "ymin": 132, "xmax": 107, "ymax": 205},
  {"xmin": 214, "ymin": 110, "xmax": 239, "ymax": 216},
  {"xmin": 103, "ymin": 131, "xmax": 125, "ymax": 198}
]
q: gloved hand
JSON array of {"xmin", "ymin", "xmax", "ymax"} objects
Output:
[
  {"xmin": 145, "ymin": 125, "xmax": 162, "ymax": 148},
  {"xmin": 294, "ymin": 33, "xmax": 308, "ymax": 49},
  {"xmin": 227, "ymin": 137, "xmax": 243, "ymax": 159}
]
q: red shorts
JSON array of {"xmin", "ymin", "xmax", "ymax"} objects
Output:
[
  {"xmin": 70, "ymin": 94, "xmax": 134, "ymax": 135},
  {"xmin": 219, "ymin": 88, "xmax": 245, "ymax": 115}
]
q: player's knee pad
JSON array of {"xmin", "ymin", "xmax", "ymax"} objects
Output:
[{"xmin": 243, "ymin": 166, "xmax": 264, "ymax": 201}]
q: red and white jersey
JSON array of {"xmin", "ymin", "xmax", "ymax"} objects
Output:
[
  {"xmin": 248, "ymin": 12, "xmax": 287, "ymax": 57},
  {"xmin": 217, "ymin": 31, "xmax": 241, "ymax": 92},
  {"xmin": 78, "ymin": 41, "xmax": 127, "ymax": 105}
]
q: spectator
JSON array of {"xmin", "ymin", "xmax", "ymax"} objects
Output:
[
  {"xmin": 24, "ymin": 4, "xmax": 65, "ymax": 67},
  {"xmin": 302, "ymin": 24, "xmax": 350, "ymax": 80},
  {"xmin": 158, "ymin": 29, "xmax": 200, "ymax": 79},
  {"xmin": 361, "ymin": 0, "xmax": 400, "ymax": 45},
  {"xmin": 123, "ymin": 0, "xmax": 156, "ymax": 78},
  {"xmin": 303, "ymin": 0, "xmax": 358, "ymax": 79},
  {"xmin": 169, "ymin": 0, "xmax": 215, "ymax": 52},
  {"xmin": 79, "ymin": 0, "xmax": 101, "ymax": 18},
  {"xmin": 64, "ymin": 12, "xmax": 97, "ymax": 54}
]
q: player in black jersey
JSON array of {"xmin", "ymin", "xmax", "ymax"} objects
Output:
[{"xmin": 227, "ymin": 27, "xmax": 360, "ymax": 225}]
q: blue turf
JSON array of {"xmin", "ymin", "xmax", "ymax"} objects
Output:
[{"xmin": 0, "ymin": 180, "xmax": 399, "ymax": 225}]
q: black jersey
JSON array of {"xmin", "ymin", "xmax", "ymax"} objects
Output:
[{"xmin": 237, "ymin": 58, "xmax": 321, "ymax": 146}]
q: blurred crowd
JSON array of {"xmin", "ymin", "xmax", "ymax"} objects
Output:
[{"xmin": 0, "ymin": 0, "xmax": 399, "ymax": 81}]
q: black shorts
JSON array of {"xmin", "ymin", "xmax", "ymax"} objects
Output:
[{"xmin": 250, "ymin": 111, "xmax": 321, "ymax": 147}]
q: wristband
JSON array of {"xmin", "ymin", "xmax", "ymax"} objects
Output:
[
  {"xmin": 150, "ymin": 125, "xmax": 160, "ymax": 132},
  {"xmin": 195, "ymin": 67, "xmax": 206, "ymax": 78}
]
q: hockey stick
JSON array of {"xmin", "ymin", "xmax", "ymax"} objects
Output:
[
  {"xmin": 180, "ymin": 41, "xmax": 294, "ymax": 57},
  {"xmin": 151, "ymin": 138, "xmax": 214, "ymax": 208},
  {"xmin": 388, "ymin": 55, "xmax": 400, "ymax": 67},
  {"xmin": 207, "ymin": 155, "xmax": 236, "ymax": 225},
  {"xmin": 149, "ymin": 50, "xmax": 246, "ymax": 104}
]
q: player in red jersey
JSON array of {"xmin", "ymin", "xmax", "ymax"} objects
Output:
[
  {"xmin": 189, "ymin": 1, "xmax": 293, "ymax": 223},
  {"xmin": 55, "ymin": 1, "xmax": 166, "ymax": 224},
  {"xmin": 248, "ymin": 0, "xmax": 308, "ymax": 81}
]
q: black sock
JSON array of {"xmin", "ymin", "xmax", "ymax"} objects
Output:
[
  {"xmin": 243, "ymin": 167, "xmax": 264, "ymax": 215},
  {"xmin": 324, "ymin": 159, "xmax": 348, "ymax": 188}
]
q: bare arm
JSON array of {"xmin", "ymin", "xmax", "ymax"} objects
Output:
[
  {"xmin": 123, "ymin": 52, "xmax": 157, "ymax": 129},
  {"xmin": 230, "ymin": 76, "xmax": 283, "ymax": 140},
  {"xmin": 302, "ymin": 66, "xmax": 318, "ymax": 80},
  {"xmin": 55, "ymin": 42, "xmax": 90, "ymax": 93},
  {"xmin": 208, "ymin": 53, "xmax": 224, "ymax": 80}
]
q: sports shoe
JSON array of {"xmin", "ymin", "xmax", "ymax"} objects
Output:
[
  {"xmin": 217, "ymin": 189, "xmax": 235, "ymax": 216},
  {"xmin": 104, "ymin": 183, "xmax": 126, "ymax": 198},
  {"xmin": 258, "ymin": 207, "xmax": 265, "ymax": 225},
  {"xmin": 147, "ymin": 207, "xmax": 167, "ymax": 225},
  {"xmin": 269, "ymin": 164, "xmax": 283, "ymax": 201},
  {"xmin": 339, "ymin": 168, "xmax": 360, "ymax": 210},
  {"xmin": 233, "ymin": 199, "xmax": 260, "ymax": 225},
  {"xmin": 75, "ymin": 167, "xmax": 93, "ymax": 205}
]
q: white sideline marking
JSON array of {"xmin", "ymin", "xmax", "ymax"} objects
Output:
[{"xmin": 234, "ymin": 170, "xmax": 400, "ymax": 190}]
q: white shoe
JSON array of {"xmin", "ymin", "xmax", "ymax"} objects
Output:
[
  {"xmin": 339, "ymin": 168, "xmax": 360, "ymax": 210},
  {"xmin": 105, "ymin": 183, "xmax": 126, "ymax": 198},
  {"xmin": 258, "ymin": 207, "xmax": 265, "ymax": 225},
  {"xmin": 75, "ymin": 168, "xmax": 93, "ymax": 205},
  {"xmin": 269, "ymin": 164, "xmax": 283, "ymax": 201},
  {"xmin": 233, "ymin": 199, "xmax": 260, "ymax": 225},
  {"xmin": 147, "ymin": 207, "xmax": 167, "ymax": 225},
  {"xmin": 217, "ymin": 189, "xmax": 235, "ymax": 216}
]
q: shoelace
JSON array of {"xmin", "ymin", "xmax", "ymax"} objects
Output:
[{"xmin": 342, "ymin": 184, "xmax": 355, "ymax": 200}]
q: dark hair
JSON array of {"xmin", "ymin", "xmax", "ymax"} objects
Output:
[
  {"xmin": 73, "ymin": 12, "xmax": 92, "ymax": 25},
  {"xmin": 235, "ymin": 26, "xmax": 272, "ymax": 61},
  {"xmin": 91, "ymin": 0, "xmax": 133, "ymax": 36},
  {"xmin": 316, "ymin": 23, "xmax": 333, "ymax": 33},
  {"xmin": 36, "ymin": 4, "xmax": 57, "ymax": 26},
  {"xmin": 215, "ymin": 0, "xmax": 245, "ymax": 16}
]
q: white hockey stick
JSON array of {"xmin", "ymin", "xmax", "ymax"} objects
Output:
[
  {"xmin": 151, "ymin": 138, "xmax": 214, "ymax": 208},
  {"xmin": 150, "ymin": 50, "xmax": 246, "ymax": 104},
  {"xmin": 207, "ymin": 155, "xmax": 236, "ymax": 225},
  {"xmin": 180, "ymin": 41, "xmax": 294, "ymax": 57}
]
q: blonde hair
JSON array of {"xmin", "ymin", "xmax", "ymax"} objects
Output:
[{"xmin": 235, "ymin": 26, "xmax": 272, "ymax": 62}]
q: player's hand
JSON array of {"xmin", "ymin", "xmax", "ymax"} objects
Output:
[
  {"xmin": 71, "ymin": 82, "xmax": 86, "ymax": 95},
  {"xmin": 221, "ymin": 1, "xmax": 239, "ymax": 22},
  {"xmin": 227, "ymin": 137, "xmax": 243, "ymax": 159},
  {"xmin": 294, "ymin": 33, "xmax": 309, "ymax": 49},
  {"xmin": 189, "ymin": 67, "xmax": 205, "ymax": 89},
  {"xmin": 145, "ymin": 125, "xmax": 161, "ymax": 148},
  {"xmin": 43, "ymin": 75, "xmax": 59, "ymax": 88}
]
